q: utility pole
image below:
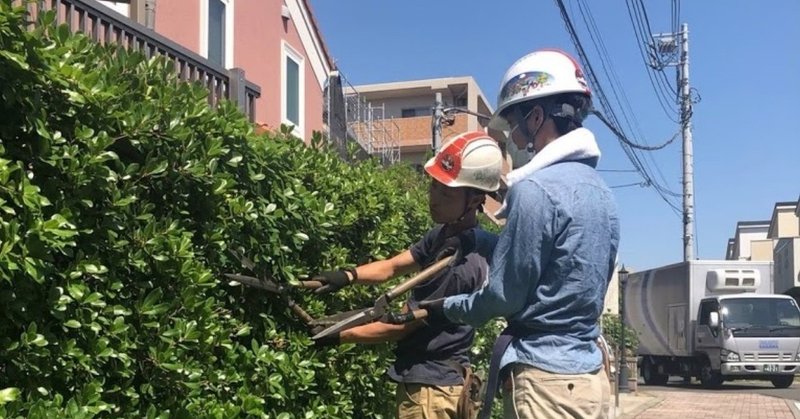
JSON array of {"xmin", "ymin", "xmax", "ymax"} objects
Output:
[
  {"xmin": 679, "ymin": 23, "xmax": 694, "ymax": 262},
  {"xmin": 652, "ymin": 23, "xmax": 694, "ymax": 261}
]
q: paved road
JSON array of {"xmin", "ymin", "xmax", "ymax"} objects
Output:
[{"xmin": 638, "ymin": 377, "xmax": 800, "ymax": 401}]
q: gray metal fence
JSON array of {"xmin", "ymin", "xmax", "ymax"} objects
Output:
[{"xmin": 15, "ymin": 0, "xmax": 261, "ymax": 122}]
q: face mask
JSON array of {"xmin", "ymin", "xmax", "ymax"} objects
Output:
[{"xmin": 505, "ymin": 133, "xmax": 534, "ymax": 169}]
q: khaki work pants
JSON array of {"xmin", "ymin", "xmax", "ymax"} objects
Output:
[
  {"xmin": 396, "ymin": 382, "xmax": 463, "ymax": 419},
  {"xmin": 502, "ymin": 364, "xmax": 610, "ymax": 419}
]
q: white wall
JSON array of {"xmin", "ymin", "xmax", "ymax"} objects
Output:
[
  {"xmin": 361, "ymin": 94, "xmax": 461, "ymax": 119},
  {"xmin": 774, "ymin": 238, "xmax": 800, "ymax": 293},
  {"xmin": 98, "ymin": 1, "xmax": 131, "ymax": 17},
  {"xmin": 604, "ymin": 265, "xmax": 620, "ymax": 315},
  {"xmin": 736, "ymin": 228, "xmax": 769, "ymax": 259},
  {"xmin": 777, "ymin": 210, "xmax": 800, "ymax": 238}
]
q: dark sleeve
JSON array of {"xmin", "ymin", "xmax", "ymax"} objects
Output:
[
  {"xmin": 474, "ymin": 229, "xmax": 499, "ymax": 264},
  {"xmin": 409, "ymin": 225, "xmax": 444, "ymax": 267}
]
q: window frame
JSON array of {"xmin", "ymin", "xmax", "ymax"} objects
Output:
[
  {"xmin": 281, "ymin": 40, "xmax": 305, "ymax": 138},
  {"xmin": 199, "ymin": 0, "xmax": 234, "ymax": 69}
]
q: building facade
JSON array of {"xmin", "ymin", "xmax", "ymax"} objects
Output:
[
  {"xmin": 727, "ymin": 199, "xmax": 800, "ymax": 297},
  {"xmin": 349, "ymin": 77, "xmax": 495, "ymax": 166},
  {"xmin": 98, "ymin": 0, "xmax": 333, "ymax": 140}
]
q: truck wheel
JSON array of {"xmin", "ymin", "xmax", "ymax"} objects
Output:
[
  {"xmin": 699, "ymin": 359, "xmax": 723, "ymax": 388},
  {"xmin": 642, "ymin": 358, "xmax": 669, "ymax": 386},
  {"xmin": 771, "ymin": 375, "xmax": 794, "ymax": 389}
]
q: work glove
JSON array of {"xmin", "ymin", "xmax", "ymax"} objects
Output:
[
  {"xmin": 311, "ymin": 269, "xmax": 356, "ymax": 295},
  {"xmin": 418, "ymin": 298, "xmax": 449, "ymax": 326},
  {"xmin": 432, "ymin": 230, "xmax": 475, "ymax": 264}
]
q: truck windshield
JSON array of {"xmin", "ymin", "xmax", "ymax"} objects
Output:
[{"xmin": 721, "ymin": 298, "xmax": 800, "ymax": 329}]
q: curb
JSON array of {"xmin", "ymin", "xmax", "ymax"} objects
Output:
[{"xmin": 619, "ymin": 392, "xmax": 664, "ymax": 419}]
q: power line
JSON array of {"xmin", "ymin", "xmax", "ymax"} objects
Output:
[
  {"xmin": 575, "ymin": 0, "xmax": 640, "ymax": 147},
  {"xmin": 610, "ymin": 182, "xmax": 647, "ymax": 189},
  {"xmin": 592, "ymin": 110, "xmax": 679, "ymax": 151},
  {"xmin": 618, "ymin": 0, "xmax": 685, "ymax": 194},
  {"xmin": 636, "ymin": 0, "xmax": 679, "ymax": 98},
  {"xmin": 554, "ymin": 0, "xmax": 683, "ymax": 219},
  {"xmin": 625, "ymin": 0, "xmax": 680, "ymax": 122},
  {"xmin": 574, "ymin": 0, "xmax": 678, "ymax": 195}
]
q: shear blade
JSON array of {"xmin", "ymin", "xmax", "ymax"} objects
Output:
[{"xmin": 311, "ymin": 309, "xmax": 375, "ymax": 340}]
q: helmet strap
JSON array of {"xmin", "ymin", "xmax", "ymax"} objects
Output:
[
  {"xmin": 516, "ymin": 100, "xmax": 582, "ymax": 152},
  {"xmin": 515, "ymin": 105, "xmax": 543, "ymax": 153}
]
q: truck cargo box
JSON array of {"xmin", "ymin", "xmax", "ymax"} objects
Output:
[{"xmin": 624, "ymin": 260, "xmax": 772, "ymax": 357}]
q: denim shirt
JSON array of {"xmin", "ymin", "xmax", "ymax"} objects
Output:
[{"xmin": 444, "ymin": 159, "xmax": 620, "ymax": 374}]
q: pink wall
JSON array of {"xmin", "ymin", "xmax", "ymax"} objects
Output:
[
  {"xmin": 234, "ymin": 0, "xmax": 282, "ymax": 130},
  {"xmin": 280, "ymin": 4, "xmax": 324, "ymax": 138},
  {"xmin": 235, "ymin": 0, "xmax": 324, "ymax": 139},
  {"xmin": 153, "ymin": 1, "xmax": 200, "ymax": 54},
  {"xmin": 152, "ymin": 1, "xmax": 326, "ymax": 141}
]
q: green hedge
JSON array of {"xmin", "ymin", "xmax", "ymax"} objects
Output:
[
  {"xmin": 601, "ymin": 314, "xmax": 639, "ymax": 355},
  {"xmin": 0, "ymin": 3, "xmax": 447, "ymax": 417}
]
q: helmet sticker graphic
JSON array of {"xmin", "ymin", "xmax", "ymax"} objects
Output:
[
  {"xmin": 440, "ymin": 154, "xmax": 456, "ymax": 172},
  {"xmin": 499, "ymin": 72, "xmax": 553, "ymax": 103}
]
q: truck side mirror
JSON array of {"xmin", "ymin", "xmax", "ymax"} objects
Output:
[{"xmin": 709, "ymin": 312, "xmax": 720, "ymax": 329}]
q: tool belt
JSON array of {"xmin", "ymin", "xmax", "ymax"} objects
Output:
[{"xmin": 456, "ymin": 365, "xmax": 483, "ymax": 419}]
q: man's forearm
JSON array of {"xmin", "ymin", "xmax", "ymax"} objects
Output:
[
  {"xmin": 353, "ymin": 256, "xmax": 418, "ymax": 285},
  {"xmin": 339, "ymin": 320, "xmax": 423, "ymax": 344},
  {"xmin": 352, "ymin": 259, "xmax": 397, "ymax": 285}
]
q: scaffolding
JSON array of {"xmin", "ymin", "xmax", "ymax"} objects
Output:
[{"xmin": 324, "ymin": 71, "xmax": 401, "ymax": 165}]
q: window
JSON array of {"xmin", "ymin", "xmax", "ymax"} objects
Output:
[
  {"xmin": 722, "ymin": 297, "xmax": 800, "ymax": 327},
  {"xmin": 777, "ymin": 300, "xmax": 800, "ymax": 326},
  {"xmin": 200, "ymin": 0, "xmax": 234, "ymax": 68},
  {"xmin": 208, "ymin": 0, "xmax": 225, "ymax": 66},
  {"xmin": 400, "ymin": 107, "xmax": 431, "ymax": 118},
  {"xmin": 401, "ymin": 108, "xmax": 416, "ymax": 118},
  {"xmin": 698, "ymin": 300, "xmax": 717, "ymax": 326},
  {"xmin": 286, "ymin": 56, "xmax": 300, "ymax": 126},
  {"xmin": 282, "ymin": 41, "xmax": 304, "ymax": 137}
]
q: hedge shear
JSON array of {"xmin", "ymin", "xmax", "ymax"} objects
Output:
[
  {"xmin": 226, "ymin": 248, "xmax": 322, "ymax": 325},
  {"xmin": 311, "ymin": 255, "xmax": 454, "ymax": 340}
]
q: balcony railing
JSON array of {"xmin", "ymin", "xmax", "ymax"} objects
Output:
[{"xmin": 14, "ymin": 0, "xmax": 261, "ymax": 121}]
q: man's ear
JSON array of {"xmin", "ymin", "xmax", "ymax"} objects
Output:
[{"xmin": 530, "ymin": 105, "xmax": 545, "ymax": 129}]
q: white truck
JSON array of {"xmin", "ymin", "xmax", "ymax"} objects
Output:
[{"xmin": 624, "ymin": 260, "xmax": 800, "ymax": 388}]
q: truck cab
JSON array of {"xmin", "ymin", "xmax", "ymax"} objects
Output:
[{"xmin": 695, "ymin": 294, "xmax": 800, "ymax": 388}]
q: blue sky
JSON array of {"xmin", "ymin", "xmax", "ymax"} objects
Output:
[{"xmin": 313, "ymin": 1, "xmax": 800, "ymax": 270}]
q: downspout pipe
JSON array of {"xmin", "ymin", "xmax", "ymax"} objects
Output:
[{"xmin": 144, "ymin": 0, "xmax": 156, "ymax": 29}]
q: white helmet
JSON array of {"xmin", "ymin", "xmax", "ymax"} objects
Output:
[
  {"xmin": 489, "ymin": 49, "xmax": 591, "ymax": 131},
  {"xmin": 424, "ymin": 131, "xmax": 503, "ymax": 192}
]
